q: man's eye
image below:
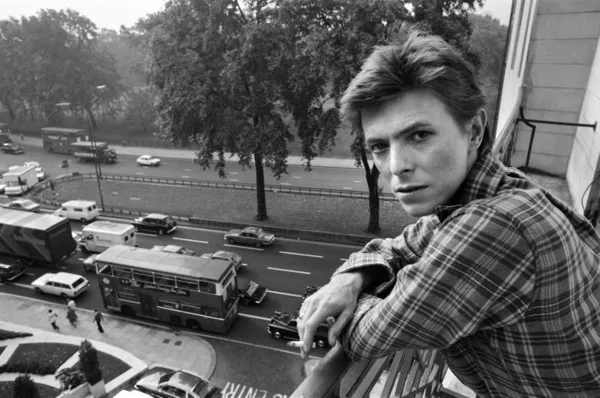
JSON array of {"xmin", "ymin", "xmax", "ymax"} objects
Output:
[
  {"xmin": 369, "ymin": 143, "xmax": 388, "ymax": 153},
  {"xmin": 410, "ymin": 131, "xmax": 430, "ymax": 142}
]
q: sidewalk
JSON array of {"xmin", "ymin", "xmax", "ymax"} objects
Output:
[
  {"xmin": 0, "ymin": 293, "xmax": 217, "ymax": 379},
  {"xmin": 20, "ymin": 136, "xmax": 360, "ymax": 169}
]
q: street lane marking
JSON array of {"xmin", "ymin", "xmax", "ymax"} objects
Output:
[
  {"xmin": 238, "ymin": 313, "xmax": 271, "ymax": 321},
  {"xmin": 353, "ymin": 180, "xmax": 362, "ymax": 183},
  {"xmin": 280, "ymin": 182, "xmax": 291, "ymax": 186},
  {"xmin": 267, "ymin": 267, "xmax": 310, "ymax": 275},
  {"xmin": 343, "ymin": 187, "xmax": 353, "ymax": 190},
  {"xmin": 279, "ymin": 251, "xmax": 323, "ymax": 259},
  {"xmin": 173, "ymin": 237, "xmax": 208, "ymax": 244},
  {"xmin": 184, "ymin": 169, "xmax": 192, "ymax": 171},
  {"xmin": 181, "ymin": 175, "xmax": 190, "ymax": 178},
  {"xmin": 268, "ymin": 290, "xmax": 302, "ymax": 298},
  {"xmin": 13, "ymin": 283, "xmax": 33, "ymax": 290},
  {"xmin": 340, "ymin": 258, "xmax": 348, "ymax": 261},
  {"xmin": 230, "ymin": 172, "xmax": 239, "ymax": 175},
  {"xmin": 241, "ymin": 263, "xmax": 248, "ymax": 267},
  {"xmin": 223, "ymin": 244, "xmax": 263, "ymax": 251},
  {"xmin": 25, "ymin": 272, "xmax": 35, "ymax": 277},
  {"xmin": 293, "ymin": 176, "xmax": 301, "ymax": 179},
  {"xmin": 136, "ymin": 232, "xmax": 156, "ymax": 237},
  {"xmin": 229, "ymin": 179, "xmax": 239, "ymax": 182},
  {"xmin": 135, "ymin": 172, "xmax": 144, "ymax": 175}
]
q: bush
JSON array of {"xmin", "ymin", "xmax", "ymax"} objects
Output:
[
  {"xmin": 0, "ymin": 362, "xmax": 56, "ymax": 375},
  {"xmin": 55, "ymin": 366, "xmax": 86, "ymax": 391},
  {"xmin": 79, "ymin": 340, "xmax": 103, "ymax": 385},
  {"xmin": 13, "ymin": 374, "xmax": 40, "ymax": 398},
  {"xmin": 0, "ymin": 329, "xmax": 33, "ymax": 341}
]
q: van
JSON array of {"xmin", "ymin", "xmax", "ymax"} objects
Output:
[
  {"xmin": 78, "ymin": 221, "xmax": 137, "ymax": 253},
  {"xmin": 54, "ymin": 200, "xmax": 100, "ymax": 223},
  {"xmin": 3, "ymin": 165, "xmax": 37, "ymax": 196}
]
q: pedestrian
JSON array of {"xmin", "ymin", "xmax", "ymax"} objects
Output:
[
  {"xmin": 66, "ymin": 298, "xmax": 77, "ymax": 326},
  {"xmin": 297, "ymin": 24, "xmax": 600, "ymax": 397},
  {"xmin": 93, "ymin": 309, "xmax": 104, "ymax": 333},
  {"xmin": 20, "ymin": 132, "xmax": 24, "ymax": 141},
  {"xmin": 48, "ymin": 309, "xmax": 59, "ymax": 330},
  {"xmin": 66, "ymin": 298, "xmax": 77, "ymax": 318}
]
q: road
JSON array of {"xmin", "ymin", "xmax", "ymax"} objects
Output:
[
  {"xmin": 1, "ymin": 141, "xmax": 372, "ymax": 192},
  {"xmin": 0, "ymin": 215, "xmax": 361, "ymax": 395}
]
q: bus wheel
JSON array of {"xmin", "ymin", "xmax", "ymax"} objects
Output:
[
  {"xmin": 186, "ymin": 319, "xmax": 201, "ymax": 330},
  {"xmin": 316, "ymin": 339, "xmax": 326, "ymax": 348},
  {"xmin": 122, "ymin": 306, "xmax": 136, "ymax": 317},
  {"xmin": 273, "ymin": 331, "xmax": 282, "ymax": 339}
]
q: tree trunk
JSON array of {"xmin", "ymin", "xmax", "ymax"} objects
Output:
[
  {"xmin": 86, "ymin": 107, "xmax": 98, "ymax": 130},
  {"xmin": 1, "ymin": 98, "xmax": 16, "ymax": 122},
  {"xmin": 253, "ymin": 150, "xmax": 268, "ymax": 221},
  {"xmin": 361, "ymin": 148, "xmax": 381, "ymax": 234}
]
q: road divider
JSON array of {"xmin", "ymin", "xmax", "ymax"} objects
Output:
[
  {"xmin": 267, "ymin": 267, "xmax": 310, "ymax": 275},
  {"xmin": 279, "ymin": 251, "xmax": 323, "ymax": 259},
  {"xmin": 268, "ymin": 290, "xmax": 302, "ymax": 298},
  {"xmin": 173, "ymin": 237, "xmax": 208, "ymax": 244}
]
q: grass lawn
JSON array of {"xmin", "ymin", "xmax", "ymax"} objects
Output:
[
  {"xmin": 0, "ymin": 381, "xmax": 60, "ymax": 398},
  {"xmin": 0, "ymin": 346, "xmax": 4, "ymax": 357},
  {"xmin": 8, "ymin": 343, "xmax": 79, "ymax": 373},
  {"xmin": 73, "ymin": 351, "xmax": 131, "ymax": 383},
  {"xmin": 0, "ymin": 329, "xmax": 33, "ymax": 341},
  {"xmin": 43, "ymin": 180, "xmax": 416, "ymax": 238}
]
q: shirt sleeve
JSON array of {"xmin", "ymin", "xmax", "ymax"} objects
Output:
[
  {"xmin": 332, "ymin": 215, "xmax": 440, "ymax": 295},
  {"xmin": 340, "ymin": 205, "xmax": 536, "ymax": 361}
]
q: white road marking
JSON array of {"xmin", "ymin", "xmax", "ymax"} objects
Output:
[
  {"xmin": 241, "ymin": 263, "xmax": 248, "ymax": 267},
  {"xmin": 78, "ymin": 258, "xmax": 85, "ymax": 262},
  {"xmin": 173, "ymin": 237, "xmax": 208, "ymax": 244},
  {"xmin": 181, "ymin": 175, "xmax": 190, "ymax": 178},
  {"xmin": 230, "ymin": 172, "xmax": 239, "ymax": 175},
  {"xmin": 279, "ymin": 251, "xmax": 323, "ymax": 259},
  {"xmin": 136, "ymin": 172, "xmax": 144, "ymax": 175},
  {"xmin": 229, "ymin": 179, "xmax": 239, "ymax": 182},
  {"xmin": 184, "ymin": 169, "xmax": 192, "ymax": 171},
  {"xmin": 353, "ymin": 180, "xmax": 362, "ymax": 183},
  {"xmin": 293, "ymin": 176, "xmax": 301, "ymax": 179},
  {"xmin": 238, "ymin": 313, "xmax": 271, "ymax": 321},
  {"xmin": 223, "ymin": 244, "xmax": 263, "ymax": 251},
  {"xmin": 343, "ymin": 187, "xmax": 353, "ymax": 190},
  {"xmin": 136, "ymin": 232, "xmax": 156, "ymax": 237},
  {"xmin": 268, "ymin": 290, "xmax": 302, "ymax": 298},
  {"xmin": 13, "ymin": 283, "xmax": 33, "ymax": 290},
  {"xmin": 267, "ymin": 267, "xmax": 310, "ymax": 275},
  {"xmin": 340, "ymin": 258, "xmax": 348, "ymax": 261},
  {"xmin": 25, "ymin": 272, "xmax": 35, "ymax": 277},
  {"xmin": 280, "ymin": 182, "xmax": 291, "ymax": 186}
]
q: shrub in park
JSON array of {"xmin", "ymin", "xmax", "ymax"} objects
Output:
[
  {"xmin": 13, "ymin": 374, "xmax": 40, "ymax": 398},
  {"xmin": 79, "ymin": 340, "xmax": 103, "ymax": 385}
]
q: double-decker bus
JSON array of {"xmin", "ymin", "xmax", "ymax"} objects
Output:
[
  {"xmin": 94, "ymin": 245, "xmax": 239, "ymax": 333},
  {"xmin": 41, "ymin": 127, "xmax": 88, "ymax": 154},
  {"xmin": 0, "ymin": 123, "xmax": 12, "ymax": 144}
]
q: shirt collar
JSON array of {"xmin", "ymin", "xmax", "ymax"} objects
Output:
[{"xmin": 434, "ymin": 152, "xmax": 505, "ymax": 221}]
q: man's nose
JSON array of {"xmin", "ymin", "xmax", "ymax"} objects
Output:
[{"xmin": 388, "ymin": 144, "xmax": 413, "ymax": 175}]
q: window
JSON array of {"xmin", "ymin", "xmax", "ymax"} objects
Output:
[
  {"xmin": 155, "ymin": 274, "xmax": 176, "ymax": 287},
  {"xmin": 117, "ymin": 287, "xmax": 138, "ymax": 301},
  {"xmin": 157, "ymin": 299, "xmax": 180, "ymax": 309},
  {"xmin": 199, "ymin": 281, "xmax": 216, "ymax": 294},
  {"xmin": 130, "ymin": 232, "xmax": 135, "ymax": 238},
  {"xmin": 74, "ymin": 208, "xmax": 83, "ymax": 212},
  {"xmin": 162, "ymin": 386, "xmax": 186, "ymax": 398},
  {"xmin": 72, "ymin": 278, "xmax": 86, "ymax": 288},
  {"xmin": 176, "ymin": 277, "xmax": 198, "ymax": 291},
  {"xmin": 113, "ymin": 266, "xmax": 133, "ymax": 278},
  {"xmin": 87, "ymin": 206, "xmax": 92, "ymax": 211},
  {"xmin": 133, "ymin": 270, "xmax": 154, "ymax": 283},
  {"xmin": 97, "ymin": 263, "xmax": 112, "ymax": 275},
  {"xmin": 61, "ymin": 207, "xmax": 67, "ymax": 211},
  {"xmin": 124, "ymin": 236, "xmax": 129, "ymax": 242},
  {"xmin": 180, "ymin": 303, "xmax": 202, "ymax": 314}
]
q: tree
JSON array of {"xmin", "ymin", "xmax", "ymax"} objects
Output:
[
  {"xmin": 13, "ymin": 374, "xmax": 40, "ymax": 398},
  {"xmin": 138, "ymin": 0, "xmax": 332, "ymax": 221},
  {"xmin": 0, "ymin": 19, "xmax": 32, "ymax": 122},
  {"xmin": 287, "ymin": 0, "xmax": 485, "ymax": 233},
  {"xmin": 122, "ymin": 86, "xmax": 158, "ymax": 133},
  {"xmin": 79, "ymin": 340, "xmax": 102, "ymax": 386}
]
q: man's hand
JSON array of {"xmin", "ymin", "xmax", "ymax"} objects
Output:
[{"xmin": 297, "ymin": 272, "xmax": 365, "ymax": 358}]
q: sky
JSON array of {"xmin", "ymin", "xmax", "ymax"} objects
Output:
[{"xmin": 0, "ymin": 0, "xmax": 513, "ymax": 31}]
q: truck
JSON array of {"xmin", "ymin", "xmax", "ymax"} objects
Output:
[
  {"xmin": 3, "ymin": 165, "xmax": 38, "ymax": 196},
  {"xmin": 0, "ymin": 208, "xmax": 77, "ymax": 266},
  {"xmin": 77, "ymin": 221, "xmax": 137, "ymax": 253},
  {"xmin": 71, "ymin": 141, "xmax": 117, "ymax": 164}
]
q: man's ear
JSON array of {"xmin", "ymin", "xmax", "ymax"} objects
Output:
[{"xmin": 469, "ymin": 108, "xmax": 487, "ymax": 150}]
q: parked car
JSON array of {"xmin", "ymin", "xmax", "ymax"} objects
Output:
[
  {"xmin": 31, "ymin": 272, "xmax": 89, "ymax": 298},
  {"xmin": 152, "ymin": 245, "xmax": 196, "ymax": 256},
  {"xmin": 81, "ymin": 254, "xmax": 98, "ymax": 272},
  {"xmin": 224, "ymin": 227, "xmax": 275, "ymax": 248},
  {"xmin": 238, "ymin": 279, "xmax": 268, "ymax": 305},
  {"xmin": 267, "ymin": 310, "xmax": 331, "ymax": 348},
  {"xmin": 135, "ymin": 365, "xmax": 222, "ymax": 398},
  {"xmin": 0, "ymin": 198, "xmax": 41, "ymax": 212},
  {"xmin": 132, "ymin": 213, "xmax": 177, "ymax": 235},
  {"xmin": 137, "ymin": 155, "xmax": 161, "ymax": 167},
  {"xmin": 0, "ymin": 179, "xmax": 8, "ymax": 194},
  {"xmin": 200, "ymin": 250, "xmax": 243, "ymax": 271},
  {"xmin": 24, "ymin": 161, "xmax": 46, "ymax": 181},
  {"xmin": 0, "ymin": 143, "xmax": 24, "ymax": 154},
  {"xmin": 0, "ymin": 261, "xmax": 28, "ymax": 283}
]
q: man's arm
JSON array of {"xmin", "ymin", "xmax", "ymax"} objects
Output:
[
  {"xmin": 333, "ymin": 215, "xmax": 440, "ymax": 295},
  {"xmin": 340, "ymin": 206, "xmax": 536, "ymax": 361}
]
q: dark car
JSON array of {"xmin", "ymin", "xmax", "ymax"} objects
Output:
[
  {"xmin": 238, "ymin": 279, "xmax": 268, "ymax": 305},
  {"xmin": 224, "ymin": 227, "xmax": 274, "ymax": 248},
  {"xmin": 132, "ymin": 213, "xmax": 177, "ymax": 235},
  {"xmin": 0, "ymin": 261, "xmax": 27, "ymax": 283},
  {"xmin": 1, "ymin": 143, "xmax": 24, "ymax": 154},
  {"xmin": 267, "ymin": 310, "xmax": 331, "ymax": 348}
]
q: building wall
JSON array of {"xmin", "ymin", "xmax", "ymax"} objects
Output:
[
  {"xmin": 512, "ymin": 0, "xmax": 600, "ymax": 175},
  {"xmin": 567, "ymin": 31, "xmax": 600, "ymax": 214}
]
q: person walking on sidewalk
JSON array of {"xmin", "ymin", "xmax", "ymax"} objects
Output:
[
  {"xmin": 93, "ymin": 309, "xmax": 104, "ymax": 333},
  {"xmin": 66, "ymin": 298, "xmax": 77, "ymax": 319},
  {"xmin": 48, "ymin": 309, "xmax": 59, "ymax": 330},
  {"xmin": 66, "ymin": 298, "xmax": 77, "ymax": 327}
]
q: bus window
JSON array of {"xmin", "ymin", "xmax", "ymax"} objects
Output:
[
  {"xmin": 133, "ymin": 270, "xmax": 154, "ymax": 283},
  {"xmin": 176, "ymin": 277, "xmax": 198, "ymax": 291},
  {"xmin": 97, "ymin": 264, "xmax": 112, "ymax": 275},
  {"xmin": 155, "ymin": 274, "xmax": 176, "ymax": 287},
  {"xmin": 180, "ymin": 303, "xmax": 202, "ymax": 314},
  {"xmin": 117, "ymin": 287, "xmax": 139, "ymax": 301},
  {"xmin": 199, "ymin": 281, "xmax": 216, "ymax": 294},
  {"xmin": 158, "ymin": 299, "xmax": 180, "ymax": 309},
  {"xmin": 113, "ymin": 266, "xmax": 133, "ymax": 278},
  {"xmin": 201, "ymin": 306, "xmax": 220, "ymax": 317}
]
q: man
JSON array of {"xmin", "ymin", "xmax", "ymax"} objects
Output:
[
  {"xmin": 48, "ymin": 309, "xmax": 59, "ymax": 330},
  {"xmin": 297, "ymin": 26, "xmax": 600, "ymax": 396},
  {"xmin": 93, "ymin": 309, "xmax": 104, "ymax": 333}
]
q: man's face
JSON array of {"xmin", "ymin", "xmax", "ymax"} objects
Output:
[{"xmin": 362, "ymin": 90, "xmax": 477, "ymax": 217}]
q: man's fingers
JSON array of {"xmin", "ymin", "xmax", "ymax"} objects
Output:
[{"xmin": 328, "ymin": 307, "xmax": 353, "ymax": 346}]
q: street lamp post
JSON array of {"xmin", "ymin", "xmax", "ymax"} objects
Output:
[{"xmin": 56, "ymin": 88, "xmax": 107, "ymax": 210}]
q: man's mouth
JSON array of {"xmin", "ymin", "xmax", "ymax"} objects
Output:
[{"xmin": 395, "ymin": 186, "xmax": 427, "ymax": 194}]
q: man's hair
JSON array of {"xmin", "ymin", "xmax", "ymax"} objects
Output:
[{"xmin": 341, "ymin": 25, "xmax": 493, "ymax": 154}]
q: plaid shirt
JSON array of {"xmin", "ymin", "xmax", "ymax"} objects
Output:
[{"xmin": 335, "ymin": 153, "xmax": 600, "ymax": 397}]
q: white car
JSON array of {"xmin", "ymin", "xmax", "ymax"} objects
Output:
[
  {"xmin": 32, "ymin": 272, "xmax": 89, "ymax": 298},
  {"xmin": 0, "ymin": 179, "xmax": 7, "ymax": 194},
  {"xmin": 137, "ymin": 155, "xmax": 161, "ymax": 167},
  {"xmin": 24, "ymin": 161, "xmax": 46, "ymax": 181}
]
